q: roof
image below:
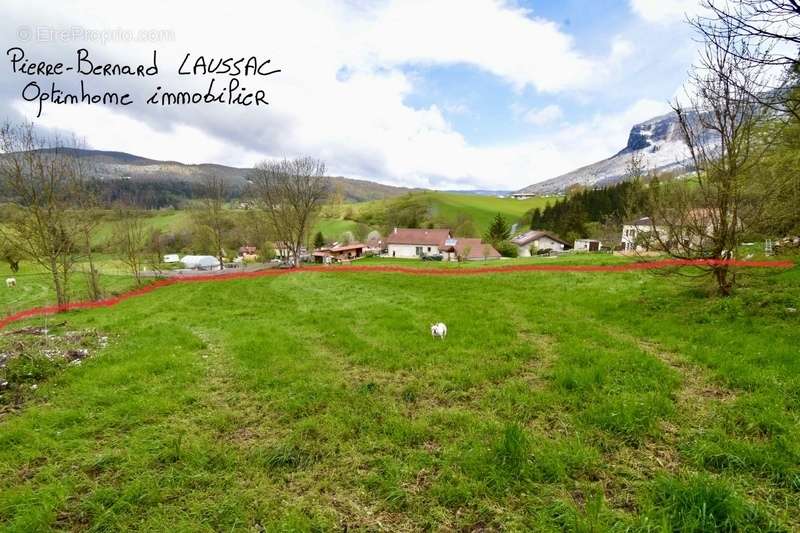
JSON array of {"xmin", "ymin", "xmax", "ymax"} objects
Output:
[
  {"xmin": 330, "ymin": 243, "xmax": 366, "ymax": 252},
  {"xmin": 180, "ymin": 255, "xmax": 221, "ymax": 267},
  {"xmin": 366, "ymin": 236, "xmax": 383, "ymax": 247},
  {"xmin": 443, "ymin": 238, "xmax": 500, "ymax": 259},
  {"xmin": 626, "ymin": 216, "xmax": 653, "ymax": 227},
  {"xmin": 385, "ymin": 228, "xmax": 451, "ymax": 246},
  {"xmin": 511, "ymin": 230, "xmax": 569, "ymax": 247}
]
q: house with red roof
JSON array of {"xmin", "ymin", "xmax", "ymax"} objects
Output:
[
  {"xmin": 385, "ymin": 228, "xmax": 451, "ymax": 258},
  {"xmin": 439, "ymin": 238, "xmax": 501, "ymax": 261}
]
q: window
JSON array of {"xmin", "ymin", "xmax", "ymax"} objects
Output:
[
  {"xmin": 415, "ymin": 246, "xmax": 423, "ymax": 256},
  {"xmin": 427, "ymin": 247, "xmax": 432, "ymax": 252}
]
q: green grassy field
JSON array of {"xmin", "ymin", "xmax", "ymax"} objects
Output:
[
  {"xmin": 0, "ymin": 261, "xmax": 141, "ymax": 318},
  {"xmin": 422, "ymin": 191, "xmax": 555, "ymax": 230},
  {"xmin": 78, "ymin": 191, "xmax": 554, "ymax": 249},
  {"xmin": 344, "ymin": 192, "xmax": 555, "ymax": 234},
  {"xmin": 0, "ymin": 257, "xmax": 798, "ymax": 531}
]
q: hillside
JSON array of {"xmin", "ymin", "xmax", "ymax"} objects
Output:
[
  {"xmin": 349, "ymin": 192, "xmax": 556, "ymax": 234},
  {"xmin": 514, "ymin": 111, "xmax": 716, "ymax": 195},
  {"xmin": 20, "ymin": 148, "xmax": 421, "ymax": 203},
  {"xmin": 424, "ymin": 192, "xmax": 553, "ymax": 230}
]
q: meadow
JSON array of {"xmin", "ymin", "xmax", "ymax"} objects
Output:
[
  {"xmin": 419, "ymin": 192, "xmax": 554, "ymax": 231},
  {"xmin": 336, "ymin": 191, "xmax": 555, "ymax": 236},
  {"xmin": 0, "ymin": 256, "xmax": 798, "ymax": 531}
]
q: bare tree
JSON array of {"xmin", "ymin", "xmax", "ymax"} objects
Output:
[
  {"xmin": 195, "ymin": 175, "xmax": 231, "ymax": 270},
  {"xmin": 250, "ymin": 157, "xmax": 330, "ymax": 267},
  {"xmin": 0, "ymin": 122, "xmax": 84, "ymax": 308},
  {"xmin": 653, "ymin": 27, "xmax": 776, "ymax": 295},
  {"xmin": 114, "ymin": 207, "xmax": 148, "ymax": 285},
  {"xmin": 692, "ymin": 0, "xmax": 800, "ymax": 117},
  {"xmin": 70, "ymin": 156, "xmax": 104, "ymax": 300}
]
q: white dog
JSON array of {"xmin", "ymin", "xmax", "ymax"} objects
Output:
[
  {"xmin": 5, "ymin": 277, "xmax": 16, "ymax": 288},
  {"xmin": 430, "ymin": 322, "xmax": 447, "ymax": 339}
]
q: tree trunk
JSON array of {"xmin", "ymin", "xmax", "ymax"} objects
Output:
[
  {"xmin": 85, "ymin": 234, "xmax": 101, "ymax": 300},
  {"xmin": 50, "ymin": 256, "xmax": 67, "ymax": 309},
  {"xmin": 714, "ymin": 266, "xmax": 733, "ymax": 296}
]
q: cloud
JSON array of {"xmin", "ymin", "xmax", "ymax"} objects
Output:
[
  {"xmin": 351, "ymin": 0, "xmax": 620, "ymax": 93},
  {"xmin": 520, "ymin": 104, "xmax": 563, "ymax": 125},
  {"xmin": 0, "ymin": 0, "xmax": 687, "ymax": 191},
  {"xmin": 629, "ymin": 0, "xmax": 702, "ymax": 24}
]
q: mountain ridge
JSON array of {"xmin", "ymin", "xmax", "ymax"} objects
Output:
[
  {"xmin": 514, "ymin": 111, "xmax": 714, "ymax": 195},
  {"xmin": 19, "ymin": 148, "xmax": 421, "ymax": 203}
]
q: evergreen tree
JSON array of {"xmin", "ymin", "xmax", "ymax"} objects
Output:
[
  {"xmin": 529, "ymin": 207, "xmax": 542, "ymax": 229},
  {"xmin": 485, "ymin": 213, "xmax": 511, "ymax": 243},
  {"xmin": 313, "ymin": 231, "xmax": 325, "ymax": 249}
]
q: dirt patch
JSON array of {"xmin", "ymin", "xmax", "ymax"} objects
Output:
[{"xmin": 0, "ymin": 323, "xmax": 109, "ymax": 414}]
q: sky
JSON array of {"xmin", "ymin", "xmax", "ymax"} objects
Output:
[{"xmin": 0, "ymin": 0, "xmax": 704, "ymax": 191}]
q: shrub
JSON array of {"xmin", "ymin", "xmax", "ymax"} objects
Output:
[{"xmin": 495, "ymin": 241, "xmax": 518, "ymax": 258}]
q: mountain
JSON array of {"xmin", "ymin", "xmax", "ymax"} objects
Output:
[
  {"xmin": 26, "ymin": 148, "xmax": 420, "ymax": 202},
  {"xmin": 514, "ymin": 111, "xmax": 715, "ymax": 196}
]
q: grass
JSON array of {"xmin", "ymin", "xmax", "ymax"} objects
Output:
[
  {"xmin": 32, "ymin": 191, "xmax": 554, "ymax": 251},
  {"xmin": 0, "ymin": 256, "xmax": 797, "ymax": 530},
  {"xmin": 422, "ymin": 191, "xmax": 555, "ymax": 230},
  {"xmin": 313, "ymin": 217, "xmax": 358, "ymax": 240},
  {"xmin": 0, "ymin": 261, "xmax": 140, "ymax": 317},
  {"xmin": 332, "ymin": 191, "xmax": 557, "ymax": 237}
]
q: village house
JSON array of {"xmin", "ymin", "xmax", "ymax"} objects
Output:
[
  {"xmin": 385, "ymin": 228, "xmax": 452, "ymax": 258},
  {"xmin": 238, "ymin": 245, "xmax": 258, "ymax": 262},
  {"xmin": 273, "ymin": 242, "xmax": 309, "ymax": 263},
  {"xmin": 439, "ymin": 238, "xmax": 501, "ymax": 261},
  {"xmin": 313, "ymin": 242, "xmax": 367, "ymax": 263},
  {"xmin": 622, "ymin": 209, "xmax": 741, "ymax": 254},
  {"xmin": 365, "ymin": 234, "xmax": 384, "ymax": 254},
  {"xmin": 511, "ymin": 230, "xmax": 570, "ymax": 256},
  {"xmin": 621, "ymin": 217, "xmax": 668, "ymax": 252},
  {"xmin": 574, "ymin": 239, "xmax": 602, "ymax": 252},
  {"xmin": 331, "ymin": 242, "xmax": 366, "ymax": 260}
]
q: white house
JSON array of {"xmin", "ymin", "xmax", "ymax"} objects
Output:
[
  {"xmin": 180, "ymin": 255, "xmax": 221, "ymax": 270},
  {"xmin": 273, "ymin": 242, "xmax": 309, "ymax": 264},
  {"xmin": 163, "ymin": 253, "xmax": 180, "ymax": 263},
  {"xmin": 385, "ymin": 228, "xmax": 451, "ymax": 258},
  {"xmin": 511, "ymin": 230, "xmax": 570, "ymax": 257},
  {"xmin": 574, "ymin": 239, "xmax": 602, "ymax": 252},
  {"xmin": 621, "ymin": 217, "xmax": 668, "ymax": 252}
]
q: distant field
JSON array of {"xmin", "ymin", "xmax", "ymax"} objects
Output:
[
  {"xmin": 89, "ymin": 210, "xmax": 191, "ymax": 248},
  {"xmin": 347, "ymin": 191, "xmax": 557, "ymax": 234},
  {"xmin": 0, "ymin": 257, "xmax": 797, "ymax": 530},
  {"xmin": 91, "ymin": 209, "xmax": 356, "ymax": 247},
  {"xmin": 75, "ymin": 192, "xmax": 557, "ymax": 249},
  {"xmin": 0, "ymin": 261, "xmax": 139, "ymax": 317},
  {"xmin": 423, "ymin": 191, "xmax": 556, "ymax": 230},
  {"xmin": 314, "ymin": 217, "xmax": 359, "ymax": 240}
]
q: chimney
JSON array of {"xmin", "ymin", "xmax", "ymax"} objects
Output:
[{"xmin": 393, "ymin": 227, "xmax": 397, "ymax": 234}]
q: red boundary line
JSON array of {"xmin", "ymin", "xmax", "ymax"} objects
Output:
[{"xmin": 0, "ymin": 258, "xmax": 793, "ymax": 330}]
